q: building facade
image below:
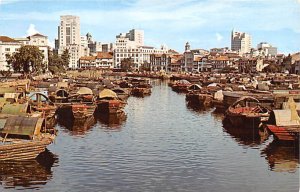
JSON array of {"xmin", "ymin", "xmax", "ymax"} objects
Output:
[
  {"xmin": 79, "ymin": 52, "xmax": 113, "ymax": 69},
  {"xmin": 231, "ymin": 30, "xmax": 252, "ymax": 55},
  {"xmin": 0, "ymin": 36, "xmax": 22, "ymax": 71},
  {"xmin": 113, "ymin": 29, "xmax": 168, "ymax": 70},
  {"xmin": 57, "ymin": 15, "xmax": 84, "ymax": 69}
]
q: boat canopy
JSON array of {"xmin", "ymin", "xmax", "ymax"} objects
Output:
[
  {"xmin": 99, "ymin": 89, "xmax": 118, "ymax": 99},
  {"xmin": 0, "ymin": 87, "xmax": 16, "ymax": 95},
  {"xmin": 0, "ymin": 116, "xmax": 44, "ymax": 138},
  {"xmin": 77, "ymin": 87, "xmax": 93, "ymax": 95},
  {"xmin": 231, "ymin": 96, "xmax": 260, "ymax": 108},
  {"xmin": 178, "ymin": 80, "xmax": 190, "ymax": 85},
  {"xmin": 271, "ymin": 109, "xmax": 300, "ymax": 126},
  {"xmin": 1, "ymin": 103, "xmax": 29, "ymax": 115},
  {"xmin": 188, "ymin": 84, "xmax": 202, "ymax": 90}
]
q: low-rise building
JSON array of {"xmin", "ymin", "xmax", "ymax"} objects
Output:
[
  {"xmin": 211, "ymin": 55, "xmax": 231, "ymax": 71},
  {"xmin": 0, "ymin": 36, "xmax": 22, "ymax": 71},
  {"xmin": 150, "ymin": 53, "xmax": 171, "ymax": 71},
  {"xmin": 79, "ymin": 52, "xmax": 113, "ymax": 69},
  {"xmin": 169, "ymin": 54, "xmax": 183, "ymax": 72}
]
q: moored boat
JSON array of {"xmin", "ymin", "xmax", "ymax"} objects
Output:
[
  {"xmin": 0, "ymin": 116, "xmax": 56, "ymax": 161},
  {"xmin": 225, "ymin": 96, "xmax": 270, "ymax": 129},
  {"xmin": 265, "ymin": 98, "xmax": 300, "ymax": 142},
  {"xmin": 96, "ymin": 89, "xmax": 126, "ymax": 114}
]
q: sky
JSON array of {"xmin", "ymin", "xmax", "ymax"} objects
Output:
[{"xmin": 0, "ymin": 0, "xmax": 299, "ymax": 54}]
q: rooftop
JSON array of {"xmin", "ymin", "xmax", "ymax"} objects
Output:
[{"xmin": 0, "ymin": 36, "xmax": 20, "ymax": 43}]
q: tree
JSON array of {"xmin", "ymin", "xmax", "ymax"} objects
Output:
[
  {"xmin": 120, "ymin": 57, "xmax": 134, "ymax": 72},
  {"xmin": 48, "ymin": 49, "xmax": 65, "ymax": 74},
  {"xmin": 61, "ymin": 49, "xmax": 70, "ymax": 69},
  {"xmin": 5, "ymin": 45, "xmax": 45, "ymax": 74}
]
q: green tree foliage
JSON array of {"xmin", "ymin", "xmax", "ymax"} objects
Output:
[
  {"xmin": 48, "ymin": 49, "xmax": 64, "ymax": 74},
  {"xmin": 5, "ymin": 45, "xmax": 45, "ymax": 74},
  {"xmin": 120, "ymin": 57, "xmax": 134, "ymax": 72},
  {"xmin": 61, "ymin": 49, "xmax": 70, "ymax": 69}
]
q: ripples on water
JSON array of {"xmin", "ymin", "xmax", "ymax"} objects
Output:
[{"xmin": 0, "ymin": 80, "xmax": 299, "ymax": 191}]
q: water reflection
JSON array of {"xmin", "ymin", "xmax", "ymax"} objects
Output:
[
  {"xmin": 261, "ymin": 141, "xmax": 299, "ymax": 173},
  {"xmin": 211, "ymin": 110, "xmax": 225, "ymax": 122},
  {"xmin": 0, "ymin": 149, "xmax": 58, "ymax": 190},
  {"xmin": 58, "ymin": 116, "xmax": 96, "ymax": 136},
  {"xmin": 186, "ymin": 102, "xmax": 211, "ymax": 114},
  {"xmin": 222, "ymin": 118, "xmax": 267, "ymax": 147},
  {"xmin": 96, "ymin": 112, "xmax": 127, "ymax": 129}
]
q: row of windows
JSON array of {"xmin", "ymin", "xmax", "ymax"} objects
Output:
[
  {"xmin": 116, "ymin": 58, "xmax": 139, "ymax": 63},
  {"xmin": 4, "ymin": 48, "xmax": 19, "ymax": 52}
]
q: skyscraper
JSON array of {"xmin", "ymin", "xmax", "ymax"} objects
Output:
[
  {"xmin": 58, "ymin": 15, "xmax": 80, "ymax": 47},
  {"xmin": 57, "ymin": 15, "xmax": 81, "ymax": 69},
  {"xmin": 231, "ymin": 29, "xmax": 252, "ymax": 55}
]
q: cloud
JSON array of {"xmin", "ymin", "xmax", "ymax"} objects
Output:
[
  {"xmin": 26, "ymin": 24, "xmax": 39, "ymax": 36},
  {"xmin": 216, "ymin": 33, "xmax": 223, "ymax": 41}
]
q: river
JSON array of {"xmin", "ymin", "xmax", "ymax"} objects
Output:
[{"xmin": 0, "ymin": 80, "xmax": 299, "ymax": 191}]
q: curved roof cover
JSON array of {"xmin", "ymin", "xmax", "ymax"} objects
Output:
[
  {"xmin": 99, "ymin": 89, "xmax": 118, "ymax": 99},
  {"xmin": 77, "ymin": 87, "xmax": 93, "ymax": 95}
]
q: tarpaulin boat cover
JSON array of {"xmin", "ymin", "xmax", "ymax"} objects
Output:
[
  {"xmin": 272, "ymin": 109, "xmax": 300, "ymax": 127},
  {"xmin": 99, "ymin": 89, "xmax": 118, "ymax": 99},
  {"xmin": 0, "ymin": 87, "xmax": 16, "ymax": 94},
  {"xmin": 0, "ymin": 116, "xmax": 43, "ymax": 137},
  {"xmin": 77, "ymin": 87, "xmax": 93, "ymax": 95},
  {"xmin": 1, "ymin": 103, "xmax": 29, "ymax": 115}
]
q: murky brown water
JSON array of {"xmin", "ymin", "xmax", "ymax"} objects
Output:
[{"xmin": 0, "ymin": 80, "xmax": 299, "ymax": 191}]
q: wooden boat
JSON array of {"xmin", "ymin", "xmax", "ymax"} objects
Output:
[
  {"xmin": 171, "ymin": 80, "xmax": 191, "ymax": 93},
  {"xmin": 0, "ymin": 116, "xmax": 56, "ymax": 160},
  {"xmin": 112, "ymin": 88, "xmax": 130, "ymax": 101},
  {"xmin": 225, "ymin": 96, "xmax": 270, "ymax": 129},
  {"xmin": 131, "ymin": 84, "xmax": 152, "ymax": 97},
  {"xmin": 265, "ymin": 98, "xmax": 300, "ymax": 142},
  {"xmin": 96, "ymin": 89, "xmax": 126, "ymax": 114},
  {"xmin": 28, "ymin": 92, "xmax": 57, "ymax": 130},
  {"xmin": 49, "ymin": 88, "xmax": 69, "ymax": 103},
  {"xmin": 56, "ymin": 87, "xmax": 96, "ymax": 123}
]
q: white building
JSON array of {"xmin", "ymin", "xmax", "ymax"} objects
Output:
[
  {"xmin": 0, "ymin": 36, "xmax": 22, "ymax": 71},
  {"xmin": 0, "ymin": 34, "xmax": 49, "ymax": 71},
  {"xmin": 113, "ymin": 29, "xmax": 167, "ymax": 69},
  {"xmin": 231, "ymin": 30, "xmax": 252, "ymax": 55},
  {"xmin": 257, "ymin": 42, "xmax": 277, "ymax": 57},
  {"xmin": 15, "ymin": 33, "xmax": 49, "ymax": 70},
  {"xmin": 57, "ymin": 15, "xmax": 85, "ymax": 69}
]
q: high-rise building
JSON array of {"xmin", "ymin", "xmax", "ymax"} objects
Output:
[
  {"xmin": 58, "ymin": 15, "xmax": 80, "ymax": 47},
  {"xmin": 231, "ymin": 29, "xmax": 252, "ymax": 55},
  {"xmin": 127, "ymin": 29, "xmax": 144, "ymax": 46},
  {"xmin": 57, "ymin": 15, "xmax": 81, "ymax": 69}
]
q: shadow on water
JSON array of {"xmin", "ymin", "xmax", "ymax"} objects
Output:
[
  {"xmin": 222, "ymin": 117, "xmax": 268, "ymax": 147},
  {"xmin": 261, "ymin": 140, "xmax": 299, "ymax": 173},
  {"xmin": 57, "ymin": 114, "xmax": 97, "ymax": 136},
  {"xmin": 96, "ymin": 112, "xmax": 127, "ymax": 130},
  {"xmin": 186, "ymin": 102, "xmax": 212, "ymax": 115},
  {"xmin": 0, "ymin": 149, "xmax": 58, "ymax": 190}
]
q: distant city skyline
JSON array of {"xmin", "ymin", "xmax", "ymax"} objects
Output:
[{"xmin": 0, "ymin": 0, "xmax": 299, "ymax": 54}]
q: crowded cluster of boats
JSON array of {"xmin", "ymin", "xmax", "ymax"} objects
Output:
[
  {"xmin": 0, "ymin": 75, "xmax": 152, "ymax": 160},
  {"xmin": 168, "ymin": 72, "xmax": 300, "ymax": 143}
]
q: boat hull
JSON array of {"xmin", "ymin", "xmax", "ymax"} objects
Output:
[{"xmin": 266, "ymin": 124, "xmax": 299, "ymax": 141}]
